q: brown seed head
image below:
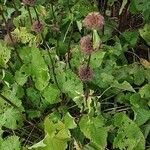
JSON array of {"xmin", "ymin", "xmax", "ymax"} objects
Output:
[
  {"xmin": 79, "ymin": 65, "xmax": 93, "ymax": 81},
  {"xmin": 83, "ymin": 12, "xmax": 104, "ymax": 30},
  {"xmin": 80, "ymin": 35, "xmax": 93, "ymax": 55}
]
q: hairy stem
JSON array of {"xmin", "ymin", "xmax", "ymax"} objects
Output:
[
  {"xmin": 27, "ymin": 6, "xmax": 33, "ymax": 24},
  {"xmin": 45, "ymin": 43, "xmax": 62, "ymax": 93},
  {"xmin": 33, "ymin": 7, "xmax": 40, "ymax": 22},
  {"xmin": 1, "ymin": 11, "xmax": 23, "ymax": 64}
]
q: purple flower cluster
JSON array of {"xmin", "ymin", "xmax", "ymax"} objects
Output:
[{"xmin": 32, "ymin": 21, "xmax": 44, "ymax": 34}]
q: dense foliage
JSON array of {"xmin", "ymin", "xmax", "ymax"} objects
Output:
[{"xmin": 0, "ymin": 0, "xmax": 150, "ymax": 149}]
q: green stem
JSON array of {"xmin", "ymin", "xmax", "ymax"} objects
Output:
[
  {"xmin": 45, "ymin": 43, "xmax": 62, "ymax": 93},
  {"xmin": 33, "ymin": 7, "xmax": 40, "ymax": 22},
  {"xmin": 27, "ymin": 6, "xmax": 33, "ymax": 24},
  {"xmin": 0, "ymin": 93, "xmax": 19, "ymax": 109},
  {"xmin": 1, "ymin": 11, "xmax": 23, "ymax": 64}
]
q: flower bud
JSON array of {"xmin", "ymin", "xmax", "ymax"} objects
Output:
[
  {"xmin": 79, "ymin": 65, "xmax": 93, "ymax": 81},
  {"xmin": 83, "ymin": 12, "xmax": 104, "ymax": 30},
  {"xmin": 32, "ymin": 20, "xmax": 44, "ymax": 34}
]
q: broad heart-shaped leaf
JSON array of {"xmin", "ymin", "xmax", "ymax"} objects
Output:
[
  {"xmin": 130, "ymin": 93, "xmax": 150, "ymax": 126},
  {"xmin": 139, "ymin": 83, "xmax": 150, "ymax": 98},
  {"xmin": 0, "ymin": 41, "xmax": 11, "ymax": 67},
  {"xmin": 64, "ymin": 112, "xmax": 77, "ymax": 129},
  {"xmin": 0, "ymin": 136, "xmax": 21, "ymax": 150},
  {"xmin": 31, "ymin": 47, "xmax": 50, "ymax": 91},
  {"xmin": 42, "ymin": 84, "xmax": 60, "ymax": 104},
  {"xmin": 56, "ymin": 68, "xmax": 83, "ymax": 100},
  {"xmin": 91, "ymin": 51, "xmax": 105, "ymax": 69},
  {"xmin": 113, "ymin": 113, "xmax": 145, "ymax": 150},
  {"xmin": 113, "ymin": 81, "xmax": 135, "ymax": 92},
  {"xmin": 28, "ymin": 117, "xmax": 71, "ymax": 150},
  {"xmin": 15, "ymin": 64, "xmax": 29, "ymax": 86},
  {"xmin": 79, "ymin": 115, "xmax": 108, "ymax": 150},
  {"xmin": 0, "ymin": 108, "xmax": 23, "ymax": 130},
  {"xmin": 130, "ymin": 0, "xmax": 149, "ymax": 12},
  {"xmin": 132, "ymin": 106, "xmax": 150, "ymax": 126},
  {"xmin": 121, "ymin": 31, "xmax": 139, "ymax": 47},
  {"xmin": 139, "ymin": 24, "xmax": 150, "ymax": 46}
]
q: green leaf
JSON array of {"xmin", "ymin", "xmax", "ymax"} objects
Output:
[
  {"xmin": 91, "ymin": 51, "xmax": 105, "ymax": 68},
  {"xmin": 113, "ymin": 113, "xmax": 145, "ymax": 150},
  {"xmin": 13, "ymin": 28, "xmax": 35, "ymax": 45},
  {"xmin": 76, "ymin": 20, "xmax": 82, "ymax": 32},
  {"xmin": 0, "ymin": 41, "xmax": 11, "ymax": 67},
  {"xmin": 64, "ymin": 112, "xmax": 77, "ymax": 129},
  {"xmin": 15, "ymin": 65, "xmax": 29, "ymax": 86},
  {"xmin": 139, "ymin": 83, "xmax": 150, "ymax": 98},
  {"xmin": 132, "ymin": 107, "xmax": 150, "ymax": 126},
  {"xmin": 29, "ymin": 117, "xmax": 71, "ymax": 150},
  {"xmin": 57, "ymin": 69, "xmax": 83, "ymax": 100},
  {"xmin": 31, "ymin": 47, "xmax": 50, "ymax": 91},
  {"xmin": 113, "ymin": 81, "xmax": 135, "ymax": 92},
  {"xmin": 93, "ymin": 30, "xmax": 101, "ymax": 50},
  {"xmin": 0, "ymin": 136, "xmax": 21, "ymax": 150},
  {"xmin": 79, "ymin": 115, "xmax": 108, "ymax": 149},
  {"xmin": 28, "ymin": 139, "xmax": 46, "ymax": 150},
  {"xmin": 0, "ymin": 108, "xmax": 23, "ymax": 129},
  {"xmin": 42, "ymin": 84, "xmax": 60, "ymax": 104},
  {"xmin": 139, "ymin": 24, "xmax": 150, "ymax": 46},
  {"xmin": 121, "ymin": 31, "xmax": 139, "ymax": 47}
]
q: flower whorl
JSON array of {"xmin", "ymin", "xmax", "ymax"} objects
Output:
[
  {"xmin": 32, "ymin": 20, "xmax": 44, "ymax": 34},
  {"xmin": 83, "ymin": 12, "xmax": 104, "ymax": 30},
  {"xmin": 79, "ymin": 65, "xmax": 93, "ymax": 81},
  {"xmin": 80, "ymin": 35, "xmax": 93, "ymax": 55}
]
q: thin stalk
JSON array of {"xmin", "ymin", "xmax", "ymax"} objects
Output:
[
  {"xmin": 33, "ymin": 7, "xmax": 40, "ymax": 22},
  {"xmin": 0, "ymin": 93, "xmax": 19, "ymax": 109},
  {"xmin": 27, "ymin": 6, "xmax": 33, "ymax": 24},
  {"xmin": 12, "ymin": 0, "xmax": 18, "ymax": 11},
  {"xmin": 87, "ymin": 54, "xmax": 91, "ymax": 69},
  {"xmin": 1, "ymin": 12, "xmax": 23, "ymax": 64},
  {"xmin": 7, "ymin": 62, "xmax": 15, "ymax": 75},
  {"xmin": 83, "ymin": 54, "xmax": 91, "ymax": 103},
  {"xmin": 51, "ymin": 4, "xmax": 56, "ymax": 21},
  {"xmin": 45, "ymin": 43, "xmax": 62, "ymax": 93},
  {"xmin": 102, "ymin": 0, "xmax": 108, "ymax": 35}
]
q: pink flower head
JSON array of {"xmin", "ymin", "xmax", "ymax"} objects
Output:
[
  {"xmin": 22, "ymin": 0, "xmax": 36, "ymax": 6},
  {"xmin": 32, "ymin": 20, "xmax": 44, "ymax": 34},
  {"xmin": 79, "ymin": 65, "xmax": 93, "ymax": 81},
  {"xmin": 80, "ymin": 35, "xmax": 93, "ymax": 55},
  {"xmin": 83, "ymin": 12, "xmax": 104, "ymax": 30}
]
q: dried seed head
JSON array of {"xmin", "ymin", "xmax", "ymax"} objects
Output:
[
  {"xmin": 79, "ymin": 65, "xmax": 93, "ymax": 81},
  {"xmin": 83, "ymin": 12, "xmax": 104, "ymax": 30},
  {"xmin": 4, "ymin": 33, "xmax": 17, "ymax": 46},
  {"xmin": 22, "ymin": 0, "xmax": 36, "ymax": 6},
  {"xmin": 32, "ymin": 20, "xmax": 44, "ymax": 34},
  {"xmin": 80, "ymin": 35, "xmax": 93, "ymax": 55}
]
